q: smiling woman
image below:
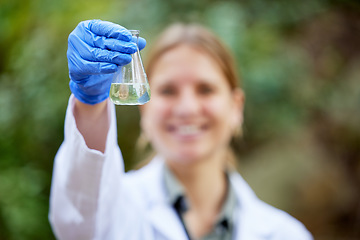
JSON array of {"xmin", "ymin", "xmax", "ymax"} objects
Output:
[
  {"xmin": 142, "ymin": 24, "xmax": 243, "ymax": 169},
  {"xmin": 49, "ymin": 20, "xmax": 313, "ymax": 240}
]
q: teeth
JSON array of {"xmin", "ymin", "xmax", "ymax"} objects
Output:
[{"xmin": 178, "ymin": 125, "xmax": 199, "ymax": 135}]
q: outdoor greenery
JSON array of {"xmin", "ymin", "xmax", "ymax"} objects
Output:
[{"xmin": 0, "ymin": 0, "xmax": 359, "ymax": 239}]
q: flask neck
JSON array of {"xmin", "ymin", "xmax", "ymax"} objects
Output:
[
  {"xmin": 129, "ymin": 30, "xmax": 140, "ymax": 46},
  {"xmin": 129, "ymin": 29, "xmax": 140, "ymax": 36}
]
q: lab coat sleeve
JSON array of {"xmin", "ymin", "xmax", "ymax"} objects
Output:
[{"xmin": 49, "ymin": 95, "xmax": 124, "ymax": 240}]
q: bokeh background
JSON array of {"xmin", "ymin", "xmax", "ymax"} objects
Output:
[{"xmin": 0, "ymin": 0, "xmax": 359, "ymax": 239}]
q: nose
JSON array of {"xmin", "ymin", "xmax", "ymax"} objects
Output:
[{"xmin": 173, "ymin": 88, "xmax": 201, "ymax": 118}]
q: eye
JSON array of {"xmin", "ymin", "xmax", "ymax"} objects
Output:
[
  {"xmin": 158, "ymin": 85, "xmax": 177, "ymax": 96},
  {"xmin": 198, "ymin": 83, "xmax": 215, "ymax": 95}
]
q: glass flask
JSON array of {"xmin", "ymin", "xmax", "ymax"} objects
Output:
[{"xmin": 110, "ymin": 30, "xmax": 151, "ymax": 105}]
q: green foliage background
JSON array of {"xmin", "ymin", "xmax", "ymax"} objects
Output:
[{"xmin": 0, "ymin": 0, "xmax": 359, "ymax": 239}]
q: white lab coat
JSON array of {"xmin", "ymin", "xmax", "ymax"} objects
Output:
[{"xmin": 49, "ymin": 95, "xmax": 313, "ymax": 240}]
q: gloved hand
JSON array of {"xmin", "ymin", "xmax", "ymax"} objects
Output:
[{"xmin": 67, "ymin": 19, "xmax": 146, "ymax": 105}]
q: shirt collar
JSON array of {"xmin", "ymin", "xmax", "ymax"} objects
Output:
[
  {"xmin": 163, "ymin": 164, "xmax": 237, "ymax": 232},
  {"xmin": 163, "ymin": 164, "xmax": 187, "ymax": 209}
]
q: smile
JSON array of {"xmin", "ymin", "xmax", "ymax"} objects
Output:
[{"xmin": 168, "ymin": 124, "xmax": 208, "ymax": 138}]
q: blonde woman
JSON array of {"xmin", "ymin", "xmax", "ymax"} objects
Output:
[{"xmin": 49, "ymin": 20, "xmax": 313, "ymax": 240}]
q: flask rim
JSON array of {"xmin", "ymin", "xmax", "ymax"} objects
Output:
[{"xmin": 129, "ymin": 30, "xmax": 140, "ymax": 36}]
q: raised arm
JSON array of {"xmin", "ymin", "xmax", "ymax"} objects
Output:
[
  {"xmin": 67, "ymin": 19, "xmax": 145, "ymax": 151},
  {"xmin": 73, "ymin": 99, "xmax": 109, "ymax": 153},
  {"xmin": 49, "ymin": 20, "xmax": 146, "ymax": 240},
  {"xmin": 66, "ymin": 19, "xmax": 138, "ymax": 151}
]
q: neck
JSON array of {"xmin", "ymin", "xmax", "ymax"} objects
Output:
[{"xmin": 167, "ymin": 153, "xmax": 228, "ymax": 215}]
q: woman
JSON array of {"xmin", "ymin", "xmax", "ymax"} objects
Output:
[{"xmin": 49, "ymin": 20, "xmax": 313, "ymax": 240}]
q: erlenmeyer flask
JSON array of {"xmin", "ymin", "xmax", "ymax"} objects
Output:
[{"xmin": 110, "ymin": 30, "xmax": 150, "ymax": 105}]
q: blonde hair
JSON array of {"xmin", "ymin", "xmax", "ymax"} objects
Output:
[
  {"xmin": 145, "ymin": 23, "xmax": 240, "ymax": 90},
  {"xmin": 136, "ymin": 23, "xmax": 242, "ymax": 169}
]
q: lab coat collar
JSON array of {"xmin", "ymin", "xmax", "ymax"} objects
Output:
[
  {"xmin": 140, "ymin": 156, "xmax": 276, "ymax": 240},
  {"xmin": 140, "ymin": 156, "xmax": 189, "ymax": 240},
  {"xmin": 147, "ymin": 204, "xmax": 188, "ymax": 240},
  {"xmin": 230, "ymin": 173, "xmax": 276, "ymax": 239}
]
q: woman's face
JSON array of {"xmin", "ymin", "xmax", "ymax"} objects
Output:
[{"xmin": 141, "ymin": 45, "xmax": 244, "ymax": 165}]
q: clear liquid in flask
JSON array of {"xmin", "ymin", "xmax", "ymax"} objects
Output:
[{"xmin": 110, "ymin": 82, "xmax": 150, "ymax": 105}]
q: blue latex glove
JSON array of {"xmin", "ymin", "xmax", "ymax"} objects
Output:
[{"xmin": 67, "ymin": 19, "xmax": 147, "ymax": 105}]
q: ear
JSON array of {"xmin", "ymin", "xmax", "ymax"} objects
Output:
[{"xmin": 231, "ymin": 88, "xmax": 245, "ymax": 128}]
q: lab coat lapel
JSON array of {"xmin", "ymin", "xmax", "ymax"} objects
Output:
[
  {"xmin": 230, "ymin": 173, "xmax": 274, "ymax": 240},
  {"xmin": 148, "ymin": 204, "xmax": 188, "ymax": 240},
  {"xmin": 142, "ymin": 157, "xmax": 189, "ymax": 240}
]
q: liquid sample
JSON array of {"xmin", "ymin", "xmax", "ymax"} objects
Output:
[{"xmin": 110, "ymin": 83, "xmax": 150, "ymax": 105}]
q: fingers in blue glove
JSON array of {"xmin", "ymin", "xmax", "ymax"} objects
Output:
[
  {"xmin": 86, "ymin": 20, "xmax": 147, "ymax": 51},
  {"xmin": 92, "ymin": 37, "xmax": 137, "ymax": 53},
  {"xmin": 88, "ymin": 21, "xmax": 146, "ymax": 52},
  {"xmin": 68, "ymin": 57, "xmax": 119, "ymax": 79},
  {"xmin": 70, "ymin": 22, "xmax": 137, "ymax": 53},
  {"xmin": 87, "ymin": 19, "xmax": 132, "ymax": 41},
  {"xmin": 132, "ymin": 37, "xmax": 147, "ymax": 51},
  {"xmin": 68, "ymin": 34, "xmax": 133, "ymax": 66},
  {"xmin": 87, "ymin": 20, "xmax": 147, "ymax": 51}
]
